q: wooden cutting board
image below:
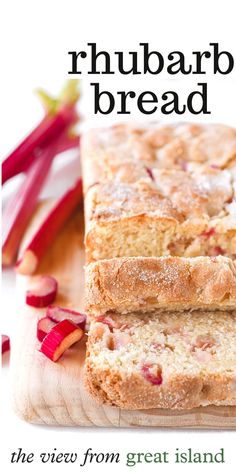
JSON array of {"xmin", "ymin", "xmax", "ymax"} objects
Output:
[{"xmin": 11, "ymin": 203, "xmax": 236, "ymax": 428}]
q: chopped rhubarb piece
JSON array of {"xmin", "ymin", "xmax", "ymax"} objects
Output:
[
  {"xmin": 194, "ymin": 350, "xmax": 212, "ymax": 363},
  {"xmin": 141, "ymin": 363, "xmax": 163, "ymax": 386},
  {"xmin": 180, "ymin": 160, "xmax": 188, "ymax": 171},
  {"xmin": 119, "ymin": 323, "xmax": 130, "ymax": 332},
  {"xmin": 163, "ymin": 326, "xmax": 182, "ymax": 336},
  {"xmin": 152, "ymin": 342, "xmax": 165, "ymax": 351},
  {"xmin": 192, "ymin": 335, "xmax": 215, "ymax": 351},
  {"xmin": 37, "ymin": 317, "xmax": 56, "ymax": 342},
  {"xmin": 152, "ymin": 342, "xmax": 174, "ymax": 352},
  {"xmin": 2, "ymin": 80, "xmax": 80, "ymax": 184},
  {"xmin": 96, "ymin": 315, "xmax": 117, "ymax": 331},
  {"xmin": 212, "ymin": 246, "xmax": 225, "ymax": 256},
  {"xmin": 210, "ymin": 164, "xmax": 220, "ymax": 169},
  {"xmin": 40, "ymin": 319, "xmax": 84, "ymax": 362},
  {"xmin": 46, "ymin": 305, "xmax": 86, "ymax": 331},
  {"xmin": 225, "ymin": 196, "xmax": 233, "ymax": 204},
  {"xmin": 112, "ymin": 332, "xmax": 130, "ymax": 349},
  {"xmin": 2, "ymin": 335, "xmax": 10, "ymax": 355},
  {"xmin": 145, "ymin": 167, "xmax": 155, "ymax": 181},
  {"xmin": 26, "ymin": 276, "xmax": 58, "ymax": 308},
  {"xmin": 2, "ymin": 134, "xmax": 68, "ymax": 267},
  {"xmin": 201, "ymin": 228, "xmax": 216, "ymax": 238},
  {"xmin": 16, "ymin": 178, "xmax": 83, "ymax": 275}
]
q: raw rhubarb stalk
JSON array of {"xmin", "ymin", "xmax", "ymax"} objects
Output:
[
  {"xmin": 46, "ymin": 305, "xmax": 86, "ymax": 330},
  {"xmin": 26, "ymin": 276, "xmax": 58, "ymax": 308},
  {"xmin": 2, "ymin": 111, "xmax": 74, "ymax": 183},
  {"xmin": 14, "ymin": 135, "xmax": 80, "ymax": 177},
  {"xmin": 2, "ymin": 135, "xmax": 66, "ymax": 266},
  {"xmin": 37, "ymin": 317, "xmax": 56, "ymax": 342},
  {"xmin": 55, "ymin": 135, "xmax": 80, "ymax": 153},
  {"xmin": 16, "ymin": 178, "xmax": 83, "ymax": 275},
  {"xmin": 2, "ymin": 335, "xmax": 10, "ymax": 355},
  {"xmin": 2, "ymin": 80, "xmax": 80, "ymax": 184},
  {"xmin": 40, "ymin": 319, "xmax": 84, "ymax": 362}
]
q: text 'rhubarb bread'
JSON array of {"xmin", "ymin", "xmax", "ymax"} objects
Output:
[
  {"xmin": 85, "ymin": 310, "xmax": 236, "ymax": 410},
  {"xmin": 85, "ymin": 256, "xmax": 236, "ymax": 316},
  {"xmin": 81, "ymin": 123, "xmax": 236, "ymax": 262}
]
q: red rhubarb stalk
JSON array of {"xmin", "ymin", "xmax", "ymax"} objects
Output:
[
  {"xmin": 16, "ymin": 178, "xmax": 83, "ymax": 275},
  {"xmin": 37, "ymin": 317, "xmax": 56, "ymax": 342},
  {"xmin": 26, "ymin": 276, "xmax": 58, "ymax": 308},
  {"xmin": 2, "ymin": 136, "xmax": 65, "ymax": 266},
  {"xmin": 2, "ymin": 80, "xmax": 80, "ymax": 184},
  {"xmin": 2, "ymin": 335, "xmax": 10, "ymax": 355},
  {"xmin": 13, "ymin": 135, "xmax": 80, "ymax": 177},
  {"xmin": 40, "ymin": 319, "xmax": 84, "ymax": 362},
  {"xmin": 46, "ymin": 305, "xmax": 86, "ymax": 331}
]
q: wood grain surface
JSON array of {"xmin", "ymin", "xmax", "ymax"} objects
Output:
[{"xmin": 10, "ymin": 203, "xmax": 236, "ymax": 429}]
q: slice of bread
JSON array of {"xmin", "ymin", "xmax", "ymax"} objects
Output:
[
  {"xmin": 85, "ymin": 310, "xmax": 236, "ymax": 410},
  {"xmin": 85, "ymin": 256, "xmax": 236, "ymax": 316}
]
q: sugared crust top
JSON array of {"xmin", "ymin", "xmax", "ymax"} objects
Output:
[
  {"xmin": 87, "ymin": 168, "xmax": 235, "ymax": 224},
  {"xmin": 81, "ymin": 122, "xmax": 236, "ymax": 192},
  {"xmin": 85, "ymin": 256, "xmax": 236, "ymax": 316}
]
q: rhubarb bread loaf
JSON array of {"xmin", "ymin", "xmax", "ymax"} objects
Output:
[
  {"xmin": 85, "ymin": 256, "xmax": 236, "ymax": 316},
  {"xmin": 81, "ymin": 124, "xmax": 236, "ymax": 262},
  {"xmin": 85, "ymin": 310, "xmax": 236, "ymax": 410}
]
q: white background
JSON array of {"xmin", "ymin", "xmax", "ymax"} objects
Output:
[{"xmin": 1, "ymin": 0, "xmax": 236, "ymax": 470}]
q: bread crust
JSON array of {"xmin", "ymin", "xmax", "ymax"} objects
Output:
[
  {"xmin": 85, "ymin": 362, "xmax": 236, "ymax": 410},
  {"xmin": 85, "ymin": 256, "xmax": 236, "ymax": 316}
]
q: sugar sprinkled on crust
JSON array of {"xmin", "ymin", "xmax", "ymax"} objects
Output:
[{"xmin": 85, "ymin": 256, "xmax": 236, "ymax": 316}]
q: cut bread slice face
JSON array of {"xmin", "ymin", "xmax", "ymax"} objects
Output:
[
  {"xmin": 85, "ymin": 310, "xmax": 236, "ymax": 410},
  {"xmin": 84, "ymin": 167, "xmax": 236, "ymax": 262},
  {"xmin": 85, "ymin": 256, "xmax": 236, "ymax": 316}
]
